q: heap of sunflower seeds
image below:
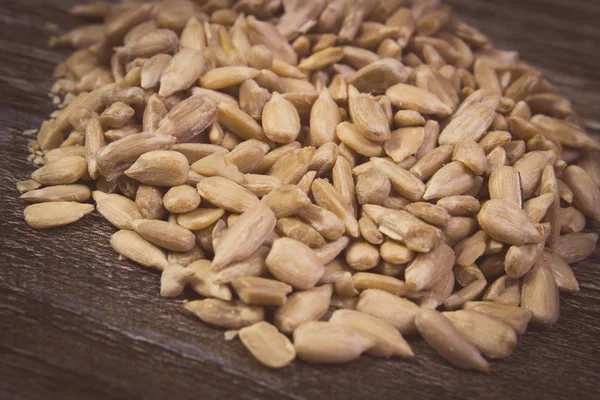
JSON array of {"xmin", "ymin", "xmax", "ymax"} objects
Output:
[{"xmin": 18, "ymin": 0, "xmax": 600, "ymax": 371}]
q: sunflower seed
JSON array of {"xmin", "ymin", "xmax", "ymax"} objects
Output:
[
  {"xmin": 274, "ymin": 284, "xmax": 333, "ymax": 334},
  {"xmin": 478, "ymin": 199, "xmax": 543, "ymax": 245},
  {"xmin": 184, "ymin": 299, "xmax": 264, "ymax": 329},
  {"xmin": 293, "ymin": 321, "xmax": 374, "ymax": 364},
  {"xmin": 239, "ymin": 322, "xmax": 296, "ymax": 369},
  {"xmin": 21, "ymin": 184, "xmax": 91, "ymax": 203},
  {"xmin": 233, "ymin": 277, "xmax": 293, "ymax": 306},
  {"xmin": 443, "ymin": 310, "xmax": 517, "ymax": 359},
  {"xmin": 330, "ymin": 309, "xmax": 413, "ymax": 358},
  {"xmin": 110, "ymin": 230, "xmax": 169, "ymax": 270},
  {"xmin": 415, "ymin": 309, "xmax": 489, "ymax": 372},
  {"xmin": 24, "ymin": 202, "xmax": 94, "ymax": 229}
]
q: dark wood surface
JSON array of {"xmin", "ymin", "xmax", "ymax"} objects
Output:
[{"xmin": 1, "ymin": 1, "xmax": 600, "ymax": 399}]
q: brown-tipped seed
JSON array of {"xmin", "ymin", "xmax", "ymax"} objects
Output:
[
  {"xmin": 239, "ymin": 322, "xmax": 296, "ymax": 369},
  {"xmin": 521, "ymin": 259, "xmax": 560, "ymax": 327},
  {"xmin": 93, "ymin": 191, "xmax": 142, "ymax": 229},
  {"xmin": 416, "ymin": 309, "xmax": 489, "ymax": 372},
  {"xmin": 24, "ymin": 202, "xmax": 94, "ymax": 229},
  {"xmin": 563, "ymin": 165, "xmax": 600, "ymax": 223},
  {"xmin": 184, "ymin": 299, "xmax": 264, "ymax": 329},
  {"xmin": 129, "ymin": 219, "xmax": 196, "ymax": 252},
  {"xmin": 233, "ymin": 277, "xmax": 293, "ymax": 306},
  {"xmin": 262, "ymin": 185, "xmax": 311, "ymax": 219},
  {"xmin": 330, "ymin": 310, "xmax": 414, "ymax": 358},
  {"xmin": 404, "ymin": 243, "xmax": 455, "ymax": 291},
  {"xmin": 274, "ymin": 285, "xmax": 333, "ymax": 334},
  {"xmin": 20, "ymin": 184, "xmax": 90, "ymax": 203},
  {"xmin": 463, "ymin": 301, "xmax": 532, "ymax": 335},
  {"xmin": 363, "ymin": 205, "xmax": 444, "ymax": 252},
  {"xmin": 31, "ymin": 156, "xmax": 87, "ymax": 186},
  {"xmin": 212, "ymin": 203, "xmax": 276, "ymax": 271},
  {"xmin": 197, "ymin": 177, "xmax": 260, "ymax": 213},
  {"xmin": 266, "ymin": 238, "xmax": 325, "ymax": 290},
  {"xmin": 262, "ymin": 92, "xmax": 301, "ymax": 143},
  {"xmin": 443, "ymin": 310, "xmax": 517, "ymax": 359},
  {"xmin": 386, "ymin": 83, "xmax": 452, "ymax": 117},
  {"xmin": 356, "ymin": 289, "xmax": 420, "ymax": 335},
  {"xmin": 424, "ymin": 161, "xmax": 477, "ymax": 201},
  {"xmin": 553, "ymin": 232, "xmax": 599, "ymax": 264},
  {"xmin": 125, "ymin": 150, "xmax": 189, "ymax": 186},
  {"xmin": 109, "ymin": 230, "xmax": 169, "ymax": 271},
  {"xmin": 345, "ymin": 241, "xmax": 380, "ymax": 271},
  {"xmin": 163, "ymin": 185, "xmax": 201, "ymax": 214},
  {"xmin": 478, "ymin": 199, "xmax": 544, "ymax": 245}
]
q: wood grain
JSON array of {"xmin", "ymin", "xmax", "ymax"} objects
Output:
[{"xmin": 1, "ymin": 1, "xmax": 599, "ymax": 399}]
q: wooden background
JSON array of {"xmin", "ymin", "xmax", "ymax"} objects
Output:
[{"xmin": 1, "ymin": 0, "xmax": 600, "ymax": 399}]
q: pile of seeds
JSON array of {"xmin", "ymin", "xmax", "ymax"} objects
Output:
[{"xmin": 18, "ymin": 0, "xmax": 600, "ymax": 371}]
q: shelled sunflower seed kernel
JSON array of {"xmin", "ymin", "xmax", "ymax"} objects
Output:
[{"xmin": 18, "ymin": 0, "xmax": 600, "ymax": 371}]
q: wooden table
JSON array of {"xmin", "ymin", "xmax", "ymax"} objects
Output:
[{"xmin": 1, "ymin": 1, "xmax": 599, "ymax": 399}]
